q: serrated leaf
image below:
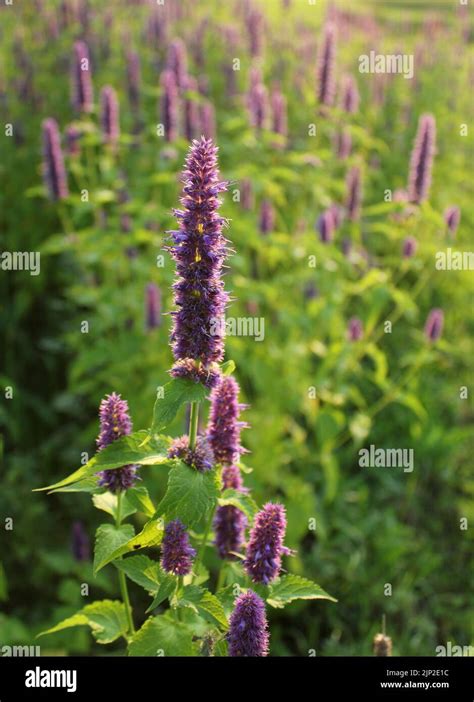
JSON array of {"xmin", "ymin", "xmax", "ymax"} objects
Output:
[
  {"xmin": 218, "ymin": 488, "xmax": 258, "ymax": 523},
  {"xmin": 125, "ymin": 486, "xmax": 156, "ymax": 518},
  {"xmin": 35, "ymin": 432, "xmax": 170, "ymax": 492},
  {"xmin": 145, "ymin": 570, "xmax": 177, "ymax": 612},
  {"xmin": 128, "ymin": 615, "xmax": 198, "ymax": 656},
  {"xmin": 156, "ymin": 462, "xmax": 220, "ymax": 527},
  {"xmin": 114, "ymin": 556, "xmax": 162, "ymax": 593},
  {"xmin": 179, "ymin": 586, "xmax": 228, "ymax": 630},
  {"xmin": 92, "ymin": 492, "xmax": 136, "ymax": 520},
  {"xmin": 266, "ymin": 575, "xmax": 337, "ymax": 609},
  {"xmin": 99, "ymin": 519, "xmax": 165, "ymax": 570},
  {"xmin": 93, "ymin": 524, "xmax": 135, "ymax": 574},
  {"xmin": 38, "ymin": 600, "xmax": 128, "ymax": 644},
  {"xmin": 151, "ymin": 378, "xmax": 208, "ymax": 433}
]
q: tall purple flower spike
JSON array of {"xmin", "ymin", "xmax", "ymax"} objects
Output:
[
  {"xmin": 317, "ymin": 23, "xmax": 336, "ymax": 107},
  {"xmin": 42, "ymin": 118, "xmax": 69, "ymax": 201},
  {"xmin": 145, "ymin": 282, "xmax": 161, "ymax": 330},
  {"xmin": 100, "ymin": 85, "xmax": 120, "ymax": 146},
  {"xmin": 340, "ymin": 75, "xmax": 359, "ymax": 113},
  {"xmin": 214, "ymin": 465, "xmax": 248, "ymax": 560},
  {"xmin": 160, "ymin": 69, "xmax": 178, "ymax": 142},
  {"xmin": 71, "ymin": 40, "xmax": 93, "ymax": 113},
  {"xmin": 126, "ymin": 51, "xmax": 141, "ymax": 113},
  {"xmin": 346, "ymin": 166, "xmax": 362, "ymax": 221},
  {"xmin": 335, "ymin": 128, "xmax": 352, "ymax": 159},
  {"xmin": 408, "ymin": 113, "xmax": 436, "ymax": 204},
  {"xmin": 160, "ymin": 519, "xmax": 196, "ymax": 576},
  {"xmin": 259, "ymin": 199, "xmax": 275, "ymax": 235},
  {"xmin": 244, "ymin": 502, "xmax": 288, "ymax": 584},
  {"xmin": 317, "ymin": 209, "xmax": 335, "ymax": 243},
  {"xmin": 271, "ymin": 88, "xmax": 287, "ymax": 142},
  {"xmin": 347, "ymin": 317, "xmax": 363, "ymax": 341},
  {"xmin": 228, "ymin": 590, "xmax": 269, "ymax": 657},
  {"xmin": 248, "ymin": 79, "xmax": 268, "ymax": 131},
  {"xmin": 402, "ymin": 236, "xmax": 418, "ymax": 258},
  {"xmin": 424, "ymin": 308, "xmax": 444, "ymax": 342},
  {"xmin": 200, "ymin": 101, "xmax": 216, "ymax": 140},
  {"xmin": 96, "ymin": 393, "xmax": 139, "ymax": 493},
  {"xmin": 444, "ymin": 206, "xmax": 460, "ymax": 237},
  {"xmin": 166, "ymin": 38, "xmax": 188, "ymax": 90},
  {"xmin": 168, "ymin": 137, "xmax": 229, "ymax": 387},
  {"xmin": 207, "ymin": 376, "xmax": 248, "ymax": 465}
]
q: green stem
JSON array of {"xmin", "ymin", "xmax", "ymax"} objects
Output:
[
  {"xmin": 115, "ymin": 492, "xmax": 135, "ymax": 636},
  {"xmin": 188, "ymin": 401, "xmax": 199, "ymax": 450},
  {"xmin": 216, "ymin": 566, "xmax": 226, "ymax": 592},
  {"xmin": 193, "ymin": 507, "xmax": 215, "ymax": 583}
]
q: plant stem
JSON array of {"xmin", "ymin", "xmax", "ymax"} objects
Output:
[
  {"xmin": 188, "ymin": 401, "xmax": 199, "ymax": 450},
  {"xmin": 216, "ymin": 566, "xmax": 226, "ymax": 592},
  {"xmin": 115, "ymin": 492, "xmax": 135, "ymax": 636},
  {"xmin": 193, "ymin": 506, "xmax": 215, "ymax": 583}
]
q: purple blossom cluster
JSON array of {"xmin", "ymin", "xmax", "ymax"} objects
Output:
[
  {"xmin": 96, "ymin": 393, "xmax": 139, "ymax": 493},
  {"xmin": 160, "ymin": 519, "xmax": 196, "ymax": 576},
  {"xmin": 42, "ymin": 118, "xmax": 69, "ymax": 201},
  {"xmin": 244, "ymin": 502, "xmax": 288, "ymax": 584},
  {"xmin": 168, "ymin": 434, "xmax": 214, "ymax": 473},
  {"xmin": 207, "ymin": 377, "xmax": 248, "ymax": 465},
  {"xmin": 408, "ymin": 114, "xmax": 436, "ymax": 204},
  {"xmin": 228, "ymin": 590, "xmax": 269, "ymax": 656}
]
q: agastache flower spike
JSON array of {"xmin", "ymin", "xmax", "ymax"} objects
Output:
[
  {"xmin": 168, "ymin": 137, "xmax": 229, "ymax": 386},
  {"xmin": 228, "ymin": 590, "xmax": 269, "ymax": 657},
  {"xmin": 207, "ymin": 376, "xmax": 248, "ymax": 465},
  {"xmin": 444, "ymin": 206, "xmax": 460, "ymax": 237},
  {"xmin": 166, "ymin": 38, "xmax": 188, "ymax": 91},
  {"xmin": 424, "ymin": 308, "xmax": 444, "ymax": 342},
  {"xmin": 214, "ymin": 464, "xmax": 248, "ymax": 559},
  {"xmin": 160, "ymin": 519, "xmax": 196, "ymax": 576},
  {"xmin": 317, "ymin": 23, "xmax": 336, "ymax": 107},
  {"xmin": 402, "ymin": 236, "xmax": 418, "ymax": 258},
  {"xmin": 335, "ymin": 128, "xmax": 352, "ymax": 159},
  {"xmin": 408, "ymin": 113, "xmax": 436, "ymax": 204},
  {"xmin": 347, "ymin": 317, "xmax": 363, "ymax": 341},
  {"xmin": 96, "ymin": 392, "xmax": 139, "ymax": 493},
  {"xmin": 168, "ymin": 434, "xmax": 214, "ymax": 473},
  {"xmin": 126, "ymin": 51, "xmax": 141, "ymax": 113},
  {"xmin": 100, "ymin": 86, "xmax": 120, "ymax": 147},
  {"xmin": 244, "ymin": 502, "xmax": 288, "ymax": 584},
  {"xmin": 271, "ymin": 88, "xmax": 287, "ymax": 143},
  {"xmin": 317, "ymin": 209, "xmax": 335, "ymax": 243},
  {"xmin": 259, "ymin": 199, "xmax": 275, "ymax": 235},
  {"xmin": 200, "ymin": 101, "xmax": 216, "ymax": 140},
  {"xmin": 71, "ymin": 40, "xmax": 93, "ymax": 113},
  {"xmin": 340, "ymin": 75, "xmax": 359, "ymax": 113},
  {"xmin": 145, "ymin": 282, "xmax": 161, "ymax": 330},
  {"xmin": 42, "ymin": 118, "xmax": 69, "ymax": 201},
  {"xmin": 345, "ymin": 166, "xmax": 362, "ymax": 221},
  {"xmin": 160, "ymin": 69, "xmax": 178, "ymax": 142}
]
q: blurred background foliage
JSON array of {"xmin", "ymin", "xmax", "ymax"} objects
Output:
[{"xmin": 0, "ymin": 0, "xmax": 473, "ymax": 655}]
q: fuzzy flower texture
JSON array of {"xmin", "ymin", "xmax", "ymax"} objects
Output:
[
  {"xmin": 244, "ymin": 502, "xmax": 288, "ymax": 584},
  {"xmin": 96, "ymin": 393, "xmax": 139, "ymax": 493},
  {"xmin": 160, "ymin": 519, "xmax": 196, "ymax": 576},
  {"xmin": 228, "ymin": 590, "xmax": 269, "ymax": 657},
  {"xmin": 168, "ymin": 137, "xmax": 229, "ymax": 388}
]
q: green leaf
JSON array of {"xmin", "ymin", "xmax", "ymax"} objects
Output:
[
  {"xmin": 145, "ymin": 570, "xmax": 177, "ymax": 612},
  {"xmin": 151, "ymin": 378, "xmax": 208, "ymax": 434},
  {"xmin": 93, "ymin": 524, "xmax": 135, "ymax": 574},
  {"xmin": 156, "ymin": 462, "xmax": 220, "ymax": 527},
  {"xmin": 98, "ymin": 519, "xmax": 165, "ymax": 571},
  {"xmin": 266, "ymin": 575, "xmax": 337, "ymax": 609},
  {"xmin": 220, "ymin": 360, "xmax": 236, "ymax": 376},
  {"xmin": 35, "ymin": 432, "xmax": 170, "ymax": 492},
  {"xmin": 38, "ymin": 600, "xmax": 128, "ymax": 644},
  {"xmin": 114, "ymin": 556, "xmax": 162, "ymax": 593},
  {"xmin": 128, "ymin": 615, "xmax": 198, "ymax": 656},
  {"xmin": 218, "ymin": 489, "xmax": 258, "ymax": 523},
  {"xmin": 49, "ymin": 476, "xmax": 100, "ymax": 494},
  {"xmin": 179, "ymin": 586, "xmax": 228, "ymax": 630},
  {"xmin": 125, "ymin": 486, "xmax": 156, "ymax": 518},
  {"xmin": 92, "ymin": 492, "xmax": 136, "ymax": 520}
]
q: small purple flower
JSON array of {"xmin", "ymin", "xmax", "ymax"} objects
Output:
[
  {"xmin": 248, "ymin": 81, "xmax": 268, "ymax": 131},
  {"xmin": 160, "ymin": 519, "xmax": 196, "ymax": 576},
  {"xmin": 228, "ymin": 590, "xmax": 269, "ymax": 657},
  {"xmin": 340, "ymin": 75, "xmax": 359, "ymax": 113},
  {"xmin": 241, "ymin": 178, "xmax": 254, "ymax": 211},
  {"xmin": 126, "ymin": 51, "xmax": 141, "ymax": 113},
  {"xmin": 200, "ymin": 100, "xmax": 216, "ymax": 140},
  {"xmin": 168, "ymin": 137, "xmax": 229, "ymax": 382},
  {"xmin": 402, "ymin": 236, "xmax": 418, "ymax": 258},
  {"xmin": 317, "ymin": 209, "xmax": 335, "ymax": 243},
  {"xmin": 335, "ymin": 128, "xmax": 352, "ymax": 159},
  {"xmin": 166, "ymin": 38, "xmax": 188, "ymax": 91},
  {"xmin": 160, "ymin": 69, "xmax": 178, "ymax": 142},
  {"xmin": 346, "ymin": 166, "xmax": 362, "ymax": 221},
  {"xmin": 317, "ymin": 23, "xmax": 336, "ymax": 107},
  {"xmin": 42, "ymin": 118, "xmax": 69, "ymax": 201},
  {"xmin": 444, "ymin": 206, "xmax": 460, "ymax": 237},
  {"xmin": 259, "ymin": 199, "xmax": 275, "ymax": 235},
  {"xmin": 71, "ymin": 40, "xmax": 93, "ymax": 113},
  {"xmin": 271, "ymin": 88, "xmax": 287, "ymax": 142},
  {"xmin": 71, "ymin": 521, "xmax": 90, "ymax": 562},
  {"xmin": 408, "ymin": 114, "xmax": 436, "ymax": 204},
  {"xmin": 347, "ymin": 317, "xmax": 363, "ymax": 341},
  {"xmin": 244, "ymin": 502, "xmax": 288, "ymax": 585},
  {"xmin": 96, "ymin": 393, "xmax": 139, "ymax": 493},
  {"xmin": 100, "ymin": 86, "xmax": 120, "ymax": 147},
  {"xmin": 171, "ymin": 358, "xmax": 222, "ymax": 389},
  {"xmin": 424, "ymin": 308, "xmax": 444, "ymax": 342},
  {"xmin": 168, "ymin": 434, "xmax": 214, "ymax": 473},
  {"xmin": 145, "ymin": 283, "xmax": 161, "ymax": 330},
  {"xmin": 246, "ymin": 9, "xmax": 264, "ymax": 58},
  {"xmin": 207, "ymin": 377, "xmax": 248, "ymax": 466}
]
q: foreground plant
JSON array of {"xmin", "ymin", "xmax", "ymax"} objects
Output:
[{"xmin": 36, "ymin": 137, "xmax": 336, "ymax": 656}]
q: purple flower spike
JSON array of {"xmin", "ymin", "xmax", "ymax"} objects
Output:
[
  {"xmin": 72, "ymin": 521, "xmax": 90, "ymax": 562},
  {"xmin": 126, "ymin": 51, "xmax": 141, "ymax": 113},
  {"xmin": 259, "ymin": 199, "xmax": 275, "ymax": 235},
  {"xmin": 241, "ymin": 178, "xmax": 254, "ymax": 211},
  {"xmin": 160, "ymin": 69, "xmax": 178, "ymax": 142},
  {"xmin": 402, "ymin": 236, "xmax": 418, "ymax": 258},
  {"xmin": 248, "ymin": 81, "xmax": 268, "ymax": 131},
  {"xmin": 424, "ymin": 308, "xmax": 444, "ymax": 342},
  {"xmin": 271, "ymin": 88, "xmax": 287, "ymax": 141},
  {"xmin": 145, "ymin": 283, "xmax": 161, "ymax": 330},
  {"xmin": 65, "ymin": 125, "xmax": 81, "ymax": 157},
  {"xmin": 214, "ymin": 504, "xmax": 247, "ymax": 560},
  {"xmin": 246, "ymin": 9, "xmax": 264, "ymax": 58},
  {"xmin": 408, "ymin": 114, "xmax": 436, "ymax": 204},
  {"xmin": 42, "ymin": 118, "xmax": 69, "ymax": 201},
  {"xmin": 444, "ymin": 206, "xmax": 460, "ymax": 237},
  {"xmin": 168, "ymin": 137, "xmax": 229, "ymax": 383},
  {"xmin": 160, "ymin": 519, "xmax": 196, "ymax": 576},
  {"xmin": 168, "ymin": 434, "xmax": 214, "ymax": 473},
  {"xmin": 335, "ymin": 128, "xmax": 352, "ymax": 159},
  {"xmin": 346, "ymin": 166, "xmax": 362, "ymax": 221},
  {"xmin": 166, "ymin": 38, "xmax": 188, "ymax": 91},
  {"xmin": 244, "ymin": 502, "xmax": 288, "ymax": 584},
  {"xmin": 317, "ymin": 209, "xmax": 335, "ymax": 243},
  {"xmin": 200, "ymin": 100, "xmax": 216, "ymax": 140},
  {"xmin": 71, "ymin": 40, "xmax": 93, "ymax": 113},
  {"xmin": 347, "ymin": 317, "xmax": 363, "ymax": 341},
  {"xmin": 184, "ymin": 76, "xmax": 199, "ymax": 141},
  {"xmin": 100, "ymin": 86, "xmax": 120, "ymax": 147},
  {"xmin": 317, "ymin": 23, "xmax": 336, "ymax": 107},
  {"xmin": 340, "ymin": 75, "xmax": 359, "ymax": 113},
  {"xmin": 228, "ymin": 590, "xmax": 269, "ymax": 657},
  {"xmin": 96, "ymin": 392, "xmax": 139, "ymax": 493},
  {"xmin": 207, "ymin": 376, "xmax": 248, "ymax": 466}
]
